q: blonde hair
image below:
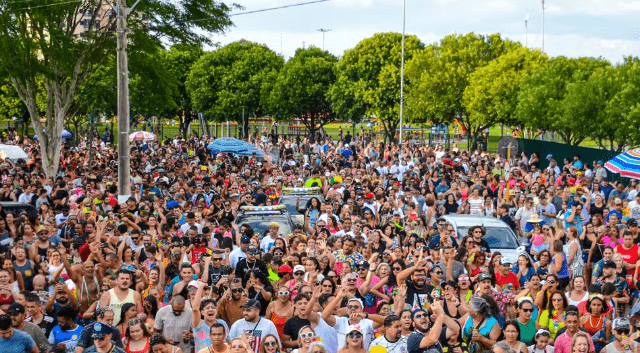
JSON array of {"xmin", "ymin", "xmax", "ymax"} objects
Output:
[{"xmin": 570, "ymin": 332, "xmax": 589, "ymax": 353}]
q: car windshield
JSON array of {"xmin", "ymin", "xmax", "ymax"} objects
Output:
[
  {"xmin": 279, "ymin": 194, "xmax": 322, "ymax": 215},
  {"xmin": 237, "ymin": 215, "xmax": 293, "ymax": 236},
  {"xmin": 456, "ymin": 226, "xmax": 519, "ymax": 249}
]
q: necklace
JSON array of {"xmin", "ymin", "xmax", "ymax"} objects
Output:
[{"xmin": 589, "ymin": 314, "xmax": 603, "ymax": 329}]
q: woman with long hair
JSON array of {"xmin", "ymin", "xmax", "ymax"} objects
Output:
[
  {"xmin": 533, "ymin": 274, "xmax": 560, "ymax": 315},
  {"xmin": 564, "ymin": 226, "xmax": 584, "ymax": 280},
  {"xmin": 399, "ymin": 309, "xmax": 413, "ymax": 337},
  {"xmin": 443, "ymin": 280, "xmax": 467, "ymax": 319},
  {"xmin": 551, "ymin": 240, "xmax": 570, "ymax": 289},
  {"xmin": 468, "ymin": 250, "xmax": 487, "ymax": 281},
  {"xmin": 116, "ymin": 303, "xmax": 138, "ymax": 338},
  {"xmin": 515, "ymin": 297, "xmax": 537, "ymax": 346},
  {"xmin": 291, "ymin": 326, "xmax": 315, "ymax": 353},
  {"xmin": 337, "ymin": 324, "xmax": 367, "ymax": 353},
  {"xmin": 513, "ymin": 254, "xmax": 537, "ymax": 287},
  {"xmin": 500, "ymin": 320, "xmax": 530, "ymax": 353},
  {"xmin": 265, "ymin": 286, "xmax": 294, "ymax": 341},
  {"xmin": 534, "ymin": 250, "xmax": 552, "ymax": 276},
  {"xmin": 536, "ymin": 290, "xmax": 568, "ymax": 340},
  {"xmin": 372, "ymin": 260, "xmax": 405, "ymax": 299},
  {"xmin": 462, "ymin": 297, "xmax": 501, "ymax": 353},
  {"xmin": 123, "ymin": 317, "xmax": 151, "ymax": 353},
  {"xmin": 260, "ymin": 334, "xmax": 282, "ymax": 353},
  {"xmin": 579, "ymin": 294, "xmax": 611, "ymax": 353},
  {"xmin": 244, "ymin": 269, "xmax": 273, "ymax": 316},
  {"xmin": 565, "ymin": 276, "xmax": 589, "ymax": 307}
]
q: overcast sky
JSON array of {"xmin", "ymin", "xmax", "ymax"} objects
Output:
[{"xmin": 210, "ymin": 0, "xmax": 640, "ymax": 64}]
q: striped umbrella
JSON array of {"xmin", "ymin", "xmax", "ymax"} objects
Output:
[
  {"xmin": 605, "ymin": 148, "xmax": 640, "ymax": 178},
  {"xmin": 129, "ymin": 131, "xmax": 157, "ymax": 142}
]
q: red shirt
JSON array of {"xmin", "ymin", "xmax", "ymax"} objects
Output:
[
  {"xmin": 615, "ymin": 243, "xmax": 639, "ymax": 275},
  {"xmin": 496, "ymin": 271, "xmax": 520, "ymax": 291}
]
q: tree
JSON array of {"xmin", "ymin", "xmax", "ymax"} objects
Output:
[
  {"xmin": 263, "ymin": 46, "xmax": 337, "ymax": 142},
  {"xmin": 463, "ymin": 47, "xmax": 547, "ymax": 148},
  {"xmin": 186, "ymin": 40, "xmax": 284, "ymax": 138},
  {"xmin": 515, "ymin": 56, "xmax": 610, "ymax": 145},
  {"xmin": 329, "ymin": 32, "xmax": 424, "ymax": 142},
  {"xmin": 603, "ymin": 57, "xmax": 640, "ymax": 151},
  {"xmin": 405, "ymin": 33, "xmax": 519, "ymax": 128},
  {"xmin": 0, "ymin": 0, "xmax": 234, "ymax": 177},
  {"xmin": 164, "ymin": 44, "xmax": 203, "ymax": 138}
]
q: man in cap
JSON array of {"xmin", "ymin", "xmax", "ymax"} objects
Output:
[
  {"xmin": 7, "ymin": 303, "xmax": 51, "ymax": 352},
  {"xmin": 322, "ymin": 289, "xmax": 385, "ymax": 350},
  {"xmin": 83, "ymin": 322, "xmax": 126, "ymax": 353},
  {"xmin": 407, "ymin": 301, "xmax": 452, "ymax": 353},
  {"xmin": 235, "ymin": 245, "xmax": 268, "ymax": 287},
  {"xmin": 472, "ymin": 272, "xmax": 515, "ymax": 317},
  {"xmin": 228, "ymin": 299, "xmax": 280, "ymax": 351},
  {"xmin": 603, "ymin": 318, "xmax": 638, "ymax": 353},
  {"xmin": 495, "ymin": 258, "xmax": 520, "ymax": 293},
  {"xmin": 75, "ymin": 307, "xmax": 123, "ymax": 353},
  {"xmin": 0, "ymin": 313, "xmax": 38, "ymax": 353}
]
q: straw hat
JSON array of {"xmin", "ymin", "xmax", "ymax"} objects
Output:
[{"xmin": 528, "ymin": 214, "xmax": 543, "ymax": 223}]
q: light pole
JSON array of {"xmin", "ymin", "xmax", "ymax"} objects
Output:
[
  {"xmin": 318, "ymin": 29, "xmax": 331, "ymax": 51},
  {"xmin": 525, "ymin": 16, "xmax": 528, "ymax": 47},
  {"xmin": 399, "ymin": 0, "xmax": 406, "ymax": 148}
]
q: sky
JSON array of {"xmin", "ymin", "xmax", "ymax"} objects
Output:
[{"xmin": 210, "ymin": 0, "xmax": 640, "ymax": 64}]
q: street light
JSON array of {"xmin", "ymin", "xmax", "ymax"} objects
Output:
[
  {"xmin": 399, "ymin": 0, "xmax": 406, "ymax": 148},
  {"xmin": 542, "ymin": 0, "xmax": 545, "ymax": 52},
  {"xmin": 317, "ymin": 28, "xmax": 331, "ymax": 51}
]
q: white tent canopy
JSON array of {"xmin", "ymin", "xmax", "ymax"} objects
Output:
[{"xmin": 0, "ymin": 144, "xmax": 28, "ymax": 163}]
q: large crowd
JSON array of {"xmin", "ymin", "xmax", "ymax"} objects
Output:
[{"xmin": 1, "ymin": 125, "xmax": 640, "ymax": 353}]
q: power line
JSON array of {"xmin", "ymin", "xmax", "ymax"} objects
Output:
[
  {"xmin": 191, "ymin": 0, "xmax": 331, "ymax": 23},
  {"xmin": 10, "ymin": 0, "xmax": 82, "ymax": 11}
]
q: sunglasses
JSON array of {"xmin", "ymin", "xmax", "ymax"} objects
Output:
[
  {"xmin": 618, "ymin": 330, "xmax": 630, "ymax": 335},
  {"xmin": 347, "ymin": 305, "xmax": 361, "ymax": 310},
  {"xmin": 278, "ymin": 291, "xmax": 290, "ymax": 296},
  {"xmin": 300, "ymin": 333, "xmax": 315, "ymax": 339},
  {"xmin": 264, "ymin": 341, "xmax": 278, "ymax": 347},
  {"xmin": 414, "ymin": 314, "xmax": 425, "ymax": 319},
  {"xmin": 294, "ymin": 272, "xmax": 305, "ymax": 276},
  {"xmin": 552, "ymin": 298, "xmax": 563, "ymax": 302},
  {"xmin": 459, "ymin": 276, "xmax": 469, "ymax": 281},
  {"xmin": 521, "ymin": 308, "xmax": 534, "ymax": 312},
  {"xmin": 274, "ymin": 252, "xmax": 284, "ymax": 256},
  {"xmin": 212, "ymin": 258, "xmax": 222, "ymax": 261},
  {"xmin": 548, "ymin": 280, "xmax": 557, "ymax": 284},
  {"xmin": 348, "ymin": 332, "xmax": 363, "ymax": 339},
  {"xmin": 231, "ymin": 288, "xmax": 243, "ymax": 293},
  {"xmin": 433, "ymin": 271, "xmax": 443, "ymax": 275},
  {"xmin": 248, "ymin": 252, "xmax": 259, "ymax": 256}
]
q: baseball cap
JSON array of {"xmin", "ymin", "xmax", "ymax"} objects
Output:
[
  {"xmin": 348, "ymin": 298, "xmax": 364, "ymax": 308},
  {"xmin": 613, "ymin": 317, "xmax": 631, "ymax": 331},
  {"xmin": 241, "ymin": 299, "xmax": 262, "ymax": 310},
  {"xmin": 546, "ymin": 154, "xmax": 553, "ymax": 160},
  {"xmin": 246, "ymin": 245, "xmax": 258, "ymax": 253},
  {"xmin": 241, "ymin": 236, "xmax": 251, "ymax": 244},
  {"xmin": 603, "ymin": 260, "xmax": 616, "ymax": 269},
  {"xmin": 629, "ymin": 219, "xmax": 638, "ymax": 227},
  {"xmin": 7, "ymin": 303, "xmax": 25, "ymax": 315},
  {"xmin": 278, "ymin": 264, "xmax": 292, "ymax": 274},
  {"xmin": 614, "ymin": 198, "xmax": 622, "ymax": 205},
  {"xmin": 499, "ymin": 258, "xmax": 512, "ymax": 266},
  {"xmin": 365, "ymin": 193, "xmax": 374, "ymax": 199},
  {"xmin": 188, "ymin": 280, "xmax": 200, "ymax": 289},
  {"xmin": 91, "ymin": 322, "xmax": 112, "ymax": 339},
  {"xmin": 347, "ymin": 323, "xmax": 364, "ymax": 335},
  {"xmin": 356, "ymin": 260, "xmax": 370, "ymax": 269},
  {"xmin": 477, "ymin": 272, "xmax": 492, "ymax": 282},
  {"xmin": 411, "ymin": 308, "xmax": 428, "ymax": 319},
  {"xmin": 293, "ymin": 265, "xmax": 305, "ymax": 273}
]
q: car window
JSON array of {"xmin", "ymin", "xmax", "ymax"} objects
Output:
[
  {"xmin": 237, "ymin": 215, "xmax": 293, "ymax": 236},
  {"xmin": 279, "ymin": 194, "xmax": 322, "ymax": 215},
  {"xmin": 456, "ymin": 226, "xmax": 519, "ymax": 249}
]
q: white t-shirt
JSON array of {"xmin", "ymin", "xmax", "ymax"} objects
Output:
[
  {"xmin": 228, "ymin": 318, "xmax": 281, "ymax": 351},
  {"xmin": 260, "ymin": 236, "xmax": 278, "ymax": 253},
  {"xmin": 313, "ymin": 314, "xmax": 339, "ymax": 353},
  {"xmin": 371, "ymin": 335, "xmax": 408, "ymax": 353},
  {"xmin": 333, "ymin": 316, "xmax": 375, "ymax": 350}
]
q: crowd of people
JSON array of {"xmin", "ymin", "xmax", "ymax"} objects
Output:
[{"xmin": 0, "ymin": 128, "xmax": 640, "ymax": 353}]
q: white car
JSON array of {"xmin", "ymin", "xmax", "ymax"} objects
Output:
[{"xmin": 441, "ymin": 214, "xmax": 527, "ymax": 264}]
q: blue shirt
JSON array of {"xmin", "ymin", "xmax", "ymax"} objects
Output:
[
  {"xmin": 1, "ymin": 329, "xmax": 36, "ymax": 353},
  {"xmin": 564, "ymin": 210, "xmax": 583, "ymax": 235},
  {"xmin": 48, "ymin": 325, "xmax": 84, "ymax": 353}
]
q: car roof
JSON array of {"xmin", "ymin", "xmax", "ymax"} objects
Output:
[{"xmin": 441, "ymin": 215, "xmax": 510, "ymax": 228}]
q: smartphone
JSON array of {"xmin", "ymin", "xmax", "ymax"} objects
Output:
[{"xmin": 58, "ymin": 277, "xmax": 66, "ymax": 284}]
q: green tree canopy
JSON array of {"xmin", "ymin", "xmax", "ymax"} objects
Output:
[
  {"xmin": 0, "ymin": 0, "xmax": 234, "ymax": 177},
  {"xmin": 515, "ymin": 56, "xmax": 610, "ymax": 145},
  {"xmin": 329, "ymin": 32, "xmax": 424, "ymax": 142},
  {"xmin": 263, "ymin": 46, "xmax": 337, "ymax": 142},
  {"xmin": 463, "ymin": 47, "xmax": 547, "ymax": 147},
  {"xmin": 186, "ymin": 40, "xmax": 283, "ymax": 137},
  {"xmin": 405, "ymin": 33, "xmax": 519, "ymax": 127}
]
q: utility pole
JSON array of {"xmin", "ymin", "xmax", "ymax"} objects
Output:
[
  {"xmin": 317, "ymin": 29, "xmax": 331, "ymax": 51},
  {"xmin": 542, "ymin": 0, "xmax": 545, "ymax": 52},
  {"xmin": 241, "ymin": 106, "xmax": 245, "ymax": 139},
  {"xmin": 399, "ymin": 0, "xmax": 406, "ymax": 149},
  {"xmin": 116, "ymin": 0, "xmax": 131, "ymax": 201},
  {"xmin": 88, "ymin": 114, "xmax": 94, "ymax": 168}
]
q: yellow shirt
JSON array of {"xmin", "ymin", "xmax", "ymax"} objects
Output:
[
  {"xmin": 538, "ymin": 309, "xmax": 566, "ymax": 339},
  {"xmin": 197, "ymin": 343, "xmax": 230, "ymax": 353}
]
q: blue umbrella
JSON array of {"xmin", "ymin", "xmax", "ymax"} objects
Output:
[
  {"xmin": 33, "ymin": 129, "xmax": 73, "ymax": 140},
  {"xmin": 207, "ymin": 137, "xmax": 249, "ymax": 154}
]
